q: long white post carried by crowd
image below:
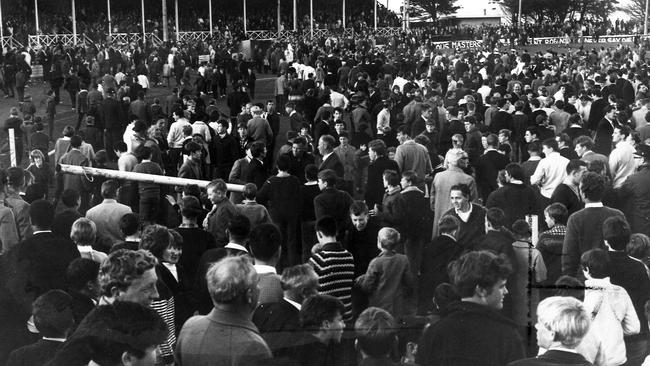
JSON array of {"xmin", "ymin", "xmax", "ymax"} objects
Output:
[
  {"xmin": 107, "ymin": 0, "xmax": 112, "ymax": 39},
  {"xmin": 141, "ymin": 0, "xmax": 146, "ymax": 38},
  {"xmin": 34, "ymin": 0, "xmax": 39, "ymax": 33},
  {"xmin": 208, "ymin": 0, "xmax": 213, "ymax": 36},
  {"xmin": 243, "ymin": 0, "xmax": 247, "ymax": 33},
  {"xmin": 646, "ymin": 0, "xmax": 649, "ymax": 34},
  {"xmin": 162, "ymin": 0, "xmax": 168, "ymax": 41},
  {"xmin": 293, "ymin": 0, "xmax": 296, "ymax": 31},
  {"xmin": 8, "ymin": 129, "xmax": 16, "ymax": 167},
  {"xmin": 374, "ymin": 0, "xmax": 377, "ymax": 30},
  {"xmin": 58, "ymin": 164, "xmax": 246, "ymax": 192},
  {"xmin": 0, "ymin": 0, "xmax": 4, "ymax": 40},
  {"xmin": 175, "ymin": 0, "xmax": 179, "ymax": 42},
  {"xmin": 72, "ymin": 0, "xmax": 77, "ymax": 45}
]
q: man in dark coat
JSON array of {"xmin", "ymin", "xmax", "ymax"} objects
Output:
[
  {"xmin": 6, "ymin": 200, "xmax": 80, "ymax": 318},
  {"xmin": 619, "ymin": 145, "xmax": 650, "ymax": 236},
  {"xmin": 317, "ymin": 135, "xmax": 344, "ymax": 178},
  {"xmin": 416, "ymin": 251, "xmax": 525, "ymax": 366},
  {"xmin": 101, "ymin": 88, "xmax": 126, "ymax": 160},
  {"xmin": 593, "ymin": 105, "xmax": 618, "ymax": 156},
  {"xmin": 365, "ymin": 139, "xmax": 399, "ymax": 208},
  {"xmin": 418, "ymin": 215, "xmax": 464, "ymax": 315},
  {"xmin": 314, "ymin": 169, "xmax": 353, "ymax": 237},
  {"xmin": 475, "ymin": 134, "xmax": 510, "ymax": 202},
  {"xmin": 253, "ymin": 264, "xmax": 318, "ymax": 360}
]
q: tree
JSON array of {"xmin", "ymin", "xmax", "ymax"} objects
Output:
[
  {"xmin": 408, "ymin": 0, "xmax": 460, "ymax": 21},
  {"xmin": 620, "ymin": 0, "xmax": 646, "ymax": 24},
  {"xmin": 500, "ymin": 0, "xmax": 617, "ymax": 24}
]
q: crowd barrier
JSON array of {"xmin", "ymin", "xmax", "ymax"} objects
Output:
[
  {"xmin": 431, "ymin": 34, "xmax": 644, "ymax": 50},
  {"xmin": 22, "ymin": 30, "xmax": 648, "ymax": 49},
  {"xmin": 1, "ymin": 36, "xmax": 24, "ymax": 50}
]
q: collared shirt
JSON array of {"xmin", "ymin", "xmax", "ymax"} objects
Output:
[
  {"xmin": 254, "ymin": 264, "xmax": 277, "ymax": 274},
  {"xmin": 32, "ymin": 230, "xmax": 53, "ymax": 235},
  {"xmin": 225, "ymin": 243, "xmax": 248, "ymax": 252},
  {"xmin": 42, "ymin": 337, "xmax": 67, "ymax": 342},
  {"xmin": 321, "ymin": 151, "xmax": 333, "ymax": 163},
  {"xmin": 284, "ymin": 297, "xmax": 302, "ymax": 310},
  {"xmin": 455, "ymin": 204, "xmax": 473, "ymax": 222},
  {"xmin": 584, "ymin": 202, "xmax": 604, "ymax": 208}
]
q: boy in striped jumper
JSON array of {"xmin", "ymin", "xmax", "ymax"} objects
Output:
[{"xmin": 309, "ymin": 216, "xmax": 355, "ymax": 321}]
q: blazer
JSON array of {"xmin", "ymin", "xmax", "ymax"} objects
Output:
[
  {"xmin": 252, "ymin": 299, "xmax": 301, "ymax": 357},
  {"xmin": 175, "ymin": 307, "xmax": 272, "ymax": 366},
  {"xmin": 508, "ymin": 350, "xmax": 592, "ymax": 366},
  {"xmin": 6, "ymin": 339, "xmax": 65, "ymax": 366},
  {"xmin": 318, "ymin": 152, "xmax": 345, "ymax": 178}
]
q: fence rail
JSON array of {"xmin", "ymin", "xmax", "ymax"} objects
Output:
[{"xmin": 1, "ymin": 36, "xmax": 24, "ymax": 49}]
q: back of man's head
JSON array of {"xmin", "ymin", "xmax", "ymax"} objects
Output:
[
  {"xmin": 580, "ymin": 172, "xmax": 606, "ymax": 202},
  {"xmin": 228, "ymin": 214, "xmax": 251, "ymax": 243},
  {"xmin": 316, "ymin": 216, "xmax": 338, "ymax": 238},
  {"xmin": 101, "ymin": 180, "xmax": 119, "ymax": 199},
  {"xmin": 32, "ymin": 290, "xmax": 74, "ymax": 338},
  {"xmin": 249, "ymin": 223, "xmax": 282, "ymax": 262},
  {"xmin": 206, "ymin": 255, "xmax": 258, "ymax": 306},
  {"xmin": 603, "ymin": 216, "xmax": 631, "ymax": 251},
  {"xmin": 61, "ymin": 189, "xmax": 81, "ymax": 208},
  {"xmin": 30, "ymin": 199, "xmax": 55, "ymax": 229},
  {"xmin": 355, "ymin": 307, "xmax": 397, "ymax": 359},
  {"xmin": 66, "ymin": 258, "xmax": 100, "ymax": 293}
]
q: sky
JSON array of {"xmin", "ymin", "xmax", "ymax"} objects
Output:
[{"xmin": 381, "ymin": 0, "xmax": 636, "ymax": 23}]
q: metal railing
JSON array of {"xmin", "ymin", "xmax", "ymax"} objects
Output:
[
  {"xmin": 1, "ymin": 36, "xmax": 24, "ymax": 49},
  {"xmin": 28, "ymin": 34, "xmax": 80, "ymax": 48}
]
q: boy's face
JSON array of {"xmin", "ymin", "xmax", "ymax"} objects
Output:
[
  {"xmin": 335, "ymin": 123, "xmax": 344, "ymax": 133},
  {"xmin": 323, "ymin": 312, "xmax": 345, "ymax": 343}
]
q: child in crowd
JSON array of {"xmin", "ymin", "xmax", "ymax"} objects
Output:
[
  {"xmin": 356, "ymin": 227, "xmax": 415, "ymax": 318},
  {"xmin": 26, "ymin": 149, "xmax": 53, "ymax": 199},
  {"xmin": 236, "ymin": 183, "xmax": 272, "ymax": 229}
]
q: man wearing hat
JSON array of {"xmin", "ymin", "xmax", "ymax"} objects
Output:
[
  {"xmin": 101, "ymin": 87, "xmax": 126, "ymax": 161},
  {"xmin": 619, "ymin": 144, "xmax": 650, "ymax": 236}
]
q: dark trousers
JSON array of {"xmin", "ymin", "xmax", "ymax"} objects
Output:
[
  {"xmin": 139, "ymin": 195, "xmax": 160, "ymax": 224},
  {"xmin": 104, "ymin": 129, "xmax": 122, "ymax": 160},
  {"xmin": 272, "ymin": 213, "xmax": 299, "ymax": 272},
  {"xmin": 16, "ymin": 85, "xmax": 24, "ymax": 102},
  {"xmin": 168, "ymin": 148, "xmax": 183, "ymax": 176},
  {"xmin": 301, "ymin": 220, "xmax": 316, "ymax": 262},
  {"xmin": 624, "ymin": 338, "xmax": 648, "ymax": 366},
  {"xmin": 76, "ymin": 112, "xmax": 86, "ymax": 131}
]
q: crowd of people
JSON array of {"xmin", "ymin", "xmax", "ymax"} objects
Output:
[{"xmin": 5, "ymin": 6, "xmax": 650, "ymax": 366}]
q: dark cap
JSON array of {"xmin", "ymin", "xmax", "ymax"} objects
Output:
[{"xmin": 634, "ymin": 144, "xmax": 650, "ymax": 159}]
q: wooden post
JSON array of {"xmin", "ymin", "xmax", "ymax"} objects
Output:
[
  {"xmin": 58, "ymin": 164, "xmax": 246, "ymax": 192},
  {"xmin": 8, "ymin": 129, "xmax": 16, "ymax": 167},
  {"xmin": 107, "ymin": 0, "xmax": 112, "ymax": 40},
  {"xmin": 72, "ymin": 0, "xmax": 77, "ymax": 45},
  {"xmin": 162, "ymin": 0, "xmax": 168, "ymax": 41},
  {"xmin": 34, "ymin": 0, "xmax": 39, "ymax": 33}
]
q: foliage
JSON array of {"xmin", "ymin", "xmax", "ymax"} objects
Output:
[
  {"xmin": 408, "ymin": 0, "xmax": 460, "ymax": 21},
  {"xmin": 500, "ymin": 0, "xmax": 618, "ymax": 24}
]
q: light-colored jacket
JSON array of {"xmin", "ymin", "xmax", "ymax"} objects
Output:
[{"xmin": 583, "ymin": 277, "xmax": 640, "ymax": 366}]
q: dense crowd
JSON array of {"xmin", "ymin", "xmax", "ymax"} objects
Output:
[{"xmin": 5, "ymin": 10, "xmax": 650, "ymax": 366}]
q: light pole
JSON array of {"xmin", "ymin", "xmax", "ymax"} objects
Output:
[{"xmin": 162, "ymin": 0, "xmax": 168, "ymax": 41}]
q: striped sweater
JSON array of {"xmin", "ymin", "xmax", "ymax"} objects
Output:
[{"xmin": 309, "ymin": 242, "xmax": 355, "ymax": 320}]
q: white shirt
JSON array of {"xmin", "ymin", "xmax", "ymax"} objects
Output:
[
  {"xmin": 530, "ymin": 152, "xmax": 569, "ymax": 198},
  {"xmin": 284, "ymin": 297, "xmax": 301, "ymax": 310},
  {"xmin": 254, "ymin": 264, "xmax": 277, "ymax": 274},
  {"xmin": 455, "ymin": 204, "xmax": 473, "ymax": 222},
  {"xmin": 609, "ymin": 140, "xmax": 636, "ymax": 188}
]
